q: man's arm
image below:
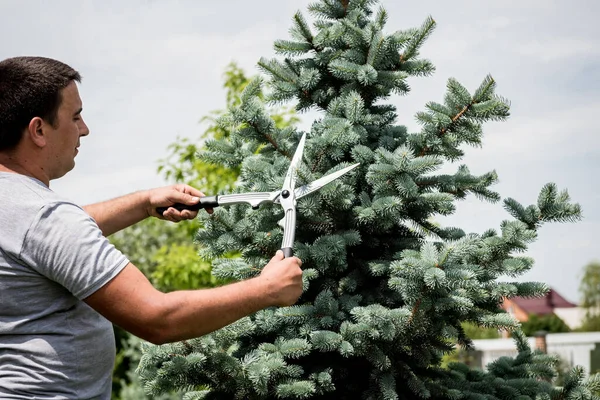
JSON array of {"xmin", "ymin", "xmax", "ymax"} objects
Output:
[
  {"xmin": 84, "ymin": 251, "xmax": 303, "ymax": 344},
  {"xmin": 83, "ymin": 184, "xmax": 204, "ymax": 236}
]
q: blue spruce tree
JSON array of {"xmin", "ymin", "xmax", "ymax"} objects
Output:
[{"xmin": 137, "ymin": 1, "xmax": 599, "ymax": 398}]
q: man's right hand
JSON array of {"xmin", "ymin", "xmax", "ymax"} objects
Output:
[{"xmin": 259, "ymin": 250, "xmax": 303, "ymax": 307}]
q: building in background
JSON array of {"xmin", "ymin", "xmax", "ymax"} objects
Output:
[
  {"xmin": 502, "ymin": 288, "xmax": 585, "ymax": 329},
  {"xmin": 467, "ymin": 289, "xmax": 598, "ymax": 375},
  {"xmin": 471, "ymin": 332, "xmax": 600, "ymax": 376}
]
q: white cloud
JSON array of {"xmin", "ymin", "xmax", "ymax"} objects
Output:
[
  {"xmin": 477, "ymin": 102, "xmax": 600, "ymax": 160},
  {"xmin": 517, "ymin": 38, "xmax": 600, "ymax": 62}
]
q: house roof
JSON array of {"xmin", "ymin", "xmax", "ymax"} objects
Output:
[{"xmin": 510, "ymin": 289, "xmax": 577, "ymax": 315}]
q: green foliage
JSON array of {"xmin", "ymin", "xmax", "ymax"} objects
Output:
[
  {"xmin": 115, "ymin": 335, "xmax": 180, "ymax": 400},
  {"xmin": 580, "ymin": 261, "xmax": 600, "ymax": 324},
  {"xmin": 151, "ymin": 244, "xmax": 221, "ymax": 292},
  {"xmin": 110, "ymin": 217, "xmax": 194, "ymax": 284},
  {"xmin": 137, "ymin": 2, "xmax": 593, "ymax": 399},
  {"xmin": 580, "ymin": 316, "xmax": 600, "ymax": 332},
  {"xmin": 462, "ymin": 321, "xmax": 501, "ymax": 340},
  {"xmin": 521, "ymin": 313, "xmax": 571, "ymax": 336}
]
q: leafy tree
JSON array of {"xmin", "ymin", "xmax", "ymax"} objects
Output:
[
  {"xmin": 579, "ymin": 261, "xmax": 600, "ymax": 332},
  {"xmin": 579, "ymin": 316, "xmax": 600, "ymax": 332},
  {"xmin": 137, "ymin": 1, "xmax": 599, "ymax": 399},
  {"xmin": 521, "ymin": 313, "xmax": 571, "ymax": 336},
  {"xmin": 462, "ymin": 321, "xmax": 501, "ymax": 340}
]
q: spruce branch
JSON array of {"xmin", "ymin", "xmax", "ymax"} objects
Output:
[
  {"xmin": 408, "ymin": 251, "xmax": 449, "ymax": 322},
  {"xmin": 503, "ymin": 183, "xmax": 582, "ymax": 230},
  {"xmin": 340, "ymin": 0, "xmax": 349, "ymax": 14},
  {"xmin": 366, "ymin": 34, "xmax": 385, "ymax": 66},
  {"xmin": 440, "ymin": 103, "xmax": 471, "ymax": 136},
  {"xmin": 418, "ymin": 100, "xmax": 475, "ymax": 157},
  {"xmin": 252, "ymin": 124, "xmax": 292, "ymax": 158},
  {"xmin": 258, "ymin": 58, "xmax": 298, "ymax": 86},
  {"xmin": 399, "ymin": 16, "xmax": 436, "ymax": 63},
  {"xmin": 291, "ymin": 12, "xmax": 314, "ymax": 44},
  {"xmin": 416, "ymin": 76, "xmax": 504, "ymax": 158},
  {"xmin": 408, "ymin": 298, "xmax": 421, "ymax": 324},
  {"xmin": 311, "ymin": 148, "xmax": 330, "ymax": 173}
]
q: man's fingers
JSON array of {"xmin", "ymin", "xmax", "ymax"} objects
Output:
[
  {"xmin": 166, "ymin": 193, "xmax": 200, "ymax": 208},
  {"xmin": 168, "ymin": 185, "xmax": 204, "ymax": 206},
  {"xmin": 165, "ymin": 208, "xmax": 197, "ymax": 222},
  {"xmin": 184, "ymin": 185, "xmax": 204, "ymax": 198},
  {"xmin": 181, "ymin": 194, "xmax": 201, "ymax": 205},
  {"xmin": 270, "ymin": 250, "xmax": 284, "ymax": 263},
  {"xmin": 181, "ymin": 210, "xmax": 196, "ymax": 220},
  {"xmin": 161, "ymin": 208, "xmax": 177, "ymax": 222},
  {"xmin": 268, "ymin": 251, "xmax": 303, "ymax": 265}
]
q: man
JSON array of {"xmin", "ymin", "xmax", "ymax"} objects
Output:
[{"xmin": 0, "ymin": 56, "xmax": 304, "ymax": 399}]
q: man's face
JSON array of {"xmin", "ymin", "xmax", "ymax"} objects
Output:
[{"xmin": 45, "ymin": 82, "xmax": 89, "ymax": 179}]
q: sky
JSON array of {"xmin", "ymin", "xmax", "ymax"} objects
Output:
[{"xmin": 1, "ymin": 0, "xmax": 598, "ymax": 303}]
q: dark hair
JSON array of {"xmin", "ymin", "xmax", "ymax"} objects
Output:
[{"xmin": 0, "ymin": 56, "xmax": 81, "ymax": 151}]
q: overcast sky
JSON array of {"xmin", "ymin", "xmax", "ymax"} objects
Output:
[{"xmin": 1, "ymin": 0, "xmax": 598, "ymax": 303}]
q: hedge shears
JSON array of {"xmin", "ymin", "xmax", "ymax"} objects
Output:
[{"xmin": 157, "ymin": 133, "xmax": 359, "ymax": 257}]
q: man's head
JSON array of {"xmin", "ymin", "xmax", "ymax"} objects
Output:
[{"xmin": 0, "ymin": 56, "xmax": 90, "ymax": 181}]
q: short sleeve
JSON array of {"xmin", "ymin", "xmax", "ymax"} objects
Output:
[{"xmin": 19, "ymin": 202, "xmax": 130, "ymax": 299}]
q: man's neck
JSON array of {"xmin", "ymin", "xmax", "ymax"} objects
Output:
[{"xmin": 0, "ymin": 153, "xmax": 49, "ymax": 186}]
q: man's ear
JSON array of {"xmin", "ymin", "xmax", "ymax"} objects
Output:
[{"xmin": 27, "ymin": 117, "xmax": 47, "ymax": 148}]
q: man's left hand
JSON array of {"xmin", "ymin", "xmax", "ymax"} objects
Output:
[{"xmin": 145, "ymin": 184, "xmax": 212, "ymax": 222}]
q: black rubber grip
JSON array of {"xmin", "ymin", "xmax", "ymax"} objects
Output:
[
  {"xmin": 156, "ymin": 195, "xmax": 219, "ymax": 215},
  {"xmin": 282, "ymin": 247, "xmax": 293, "ymax": 258}
]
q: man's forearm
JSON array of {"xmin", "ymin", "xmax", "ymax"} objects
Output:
[
  {"xmin": 84, "ymin": 256, "xmax": 301, "ymax": 345},
  {"xmin": 153, "ymin": 277, "xmax": 273, "ymax": 344},
  {"xmin": 83, "ymin": 191, "xmax": 149, "ymax": 236}
]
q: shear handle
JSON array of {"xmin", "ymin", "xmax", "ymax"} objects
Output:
[
  {"xmin": 281, "ymin": 247, "xmax": 293, "ymax": 258},
  {"xmin": 156, "ymin": 196, "xmax": 219, "ymax": 215}
]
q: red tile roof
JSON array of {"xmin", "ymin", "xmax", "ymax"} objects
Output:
[{"xmin": 510, "ymin": 289, "xmax": 577, "ymax": 315}]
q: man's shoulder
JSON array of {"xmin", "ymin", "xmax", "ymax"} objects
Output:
[
  {"xmin": 0, "ymin": 172, "xmax": 79, "ymax": 210},
  {"xmin": 0, "ymin": 172, "xmax": 56, "ymax": 200},
  {"xmin": 0, "ymin": 172, "xmax": 84, "ymax": 255}
]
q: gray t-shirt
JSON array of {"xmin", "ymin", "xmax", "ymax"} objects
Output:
[{"xmin": 0, "ymin": 172, "xmax": 129, "ymax": 399}]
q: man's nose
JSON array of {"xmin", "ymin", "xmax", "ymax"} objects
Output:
[{"xmin": 79, "ymin": 119, "xmax": 90, "ymax": 136}]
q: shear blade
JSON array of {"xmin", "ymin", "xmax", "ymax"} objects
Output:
[
  {"xmin": 282, "ymin": 132, "xmax": 307, "ymax": 194},
  {"xmin": 294, "ymin": 163, "xmax": 359, "ymax": 201}
]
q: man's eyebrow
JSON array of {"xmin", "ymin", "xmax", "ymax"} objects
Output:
[{"xmin": 73, "ymin": 107, "xmax": 83, "ymax": 116}]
